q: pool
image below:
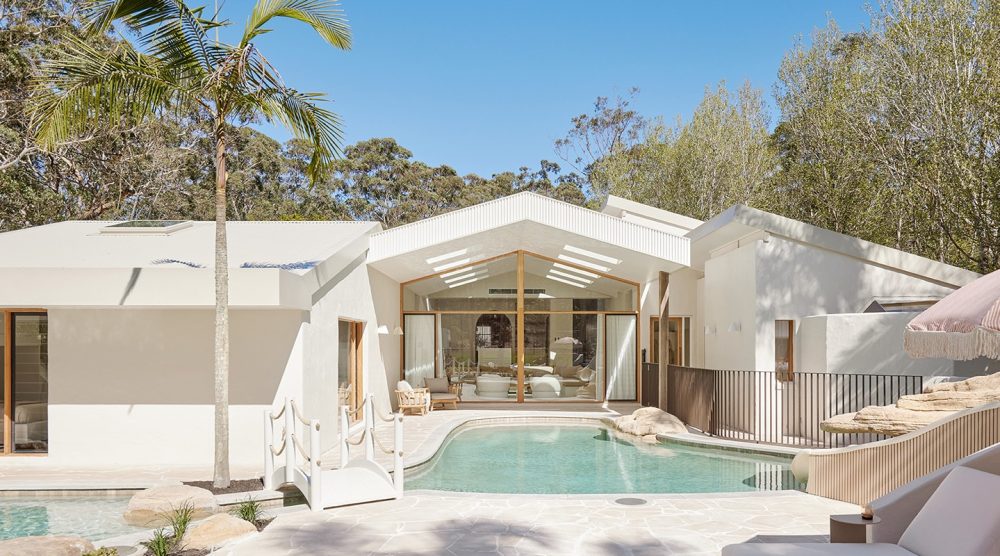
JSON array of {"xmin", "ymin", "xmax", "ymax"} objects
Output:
[
  {"xmin": 0, "ymin": 495, "xmax": 145, "ymax": 541},
  {"xmin": 407, "ymin": 424, "xmax": 803, "ymax": 494}
]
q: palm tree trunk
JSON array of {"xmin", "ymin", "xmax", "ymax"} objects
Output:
[{"xmin": 213, "ymin": 123, "xmax": 231, "ymax": 488}]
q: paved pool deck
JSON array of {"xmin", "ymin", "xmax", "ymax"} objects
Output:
[{"xmin": 2, "ymin": 404, "xmax": 858, "ymax": 554}]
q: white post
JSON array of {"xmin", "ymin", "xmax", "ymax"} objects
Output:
[
  {"xmin": 263, "ymin": 409, "xmax": 274, "ymax": 490},
  {"xmin": 364, "ymin": 394, "xmax": 375, "ymax": 462},
  {"xmin": 393, "ymin": 412, "xmax": 404, "ymax": 497},
  {"xmin": 339, "ymin": 405, "xmax": 350, "ymax": 468},
  {"xmin": 284, "ymin": 398, "xmax": 295, "ymax": 485},
  {"xmin": 309, "ymin": 420, "xmax": 322, "ymax": 511}
]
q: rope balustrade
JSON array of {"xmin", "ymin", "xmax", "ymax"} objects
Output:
[
  {"xmin": 269, "ymin": 403, "xmax": 286, "ymax": 421},
  {"xmin": 290, "ymin": 400, "xmax": 313, "ymax": 428},
  {"xmin": 346, "ymin": 428, "xmax": 367, "ymax": 446},
  {"xmin": 269, "ymin": 430, "xmax": 287, "ymax": 456},
  {"xmin": 372, "ymin": 432, "xmax": 395, "ymax": 455},
  {"xmin": 291, "ymin": 434, "xmax": 312, "ymax": 463}
]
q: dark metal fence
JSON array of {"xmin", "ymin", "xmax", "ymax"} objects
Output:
[{"xmin": 652, "ymin": 363, "xmax": 925, "ymax": 448}]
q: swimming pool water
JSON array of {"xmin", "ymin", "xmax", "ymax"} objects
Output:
[
  {"xmin": 407, "ymin": 424, "xmax": 803, "ymax": 494},
  {"xmin": 0, "ymin": 495, "xmax": 144, "ymax": 541}
]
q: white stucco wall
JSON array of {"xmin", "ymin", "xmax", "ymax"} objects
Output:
[
  {"xmin": 798, "ymin": 312, "xmax": 954, "ymax": 375},
  {"xmin": 47, "ymin": 308, "xmax": 306, "ymax": 468},
  {"xmin": 703, "ymin": 243, "xmax": 758, "ymax": 370}
]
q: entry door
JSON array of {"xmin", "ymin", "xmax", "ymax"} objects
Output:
[{"xmin": 338, "ymin": 320, "xmax": 364, "ymax": 420}]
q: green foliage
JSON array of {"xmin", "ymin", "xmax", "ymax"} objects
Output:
[
  {"xmin": 82, "ymin": 548, "xmax": 118, "ymax": 556},
  {"xmin": 143, "ymin": 529, "xmax": 172, "ymax": 556},
  {"xmin": 232, "ymin": 497, "xmax": 264, "ymax": 524},
  {"xmin": 165, "ymin": 503, "xmax": 195, "ymax": 542}
]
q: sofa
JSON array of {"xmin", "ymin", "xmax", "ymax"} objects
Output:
[
  {"xmin": 2, "ymin": 403, "xmax": 48, "ymax": 447},
  {"xmin": 722, "ymin": 442, "xmax": 1000, "ymax": 556}
]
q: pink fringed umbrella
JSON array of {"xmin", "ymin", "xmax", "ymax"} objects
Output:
[{"xmin": 905, "ymin": 268, "xmax": 1000, "ymax": 360}]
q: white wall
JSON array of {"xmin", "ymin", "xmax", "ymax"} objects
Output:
[
  {"xmin": 47, "ymin": 308, "xmax": 305, "ymax": 468},
  {"xmin": 753, "ymin": 236, "xmax": 958, "ymax": 374},
  {"xmin": 799, "ymin": 312, "xmax": 953, "ymax": 375},
  {"xmin": 703, "ymin": 243, "xmax": 758, "ymax": 370}
]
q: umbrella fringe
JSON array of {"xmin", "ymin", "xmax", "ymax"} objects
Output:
[{"xmin": 904, "ymin": 327, "xmax": 1000, "ymax": 361}]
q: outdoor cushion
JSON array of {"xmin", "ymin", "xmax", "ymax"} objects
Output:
[
  {"xmin": 898, "ymin": 466, "xmax": 1000, "ymax": 556},
  {"xmin": 14, "ymin": 403, "xmax": 46, "ymax": 423},
  {"xmin": 721, "ymin": 544, "xmax": 913, "ymax": 555},
  {"xmin": 424, "ymin": 377, "xmax": 450, "ymax": 393},
  {"xmin": 430, "ymin": 393, "xmax": 458, "ymax": 401},
  {"xmin": 396, "ymin": 380, "xmax": 413, "ymax": 392}
]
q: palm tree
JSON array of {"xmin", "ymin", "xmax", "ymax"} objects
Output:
[{"xmin": 32, "ymin": 0, "xmax": 350, "ymax": 487}]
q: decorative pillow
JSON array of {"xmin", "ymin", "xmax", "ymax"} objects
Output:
[
  {"xmin": 396, "ymin": 380, "xmax": 413, "ymax": 392},
  {"xmin": 898, "ymin": 466, "xmax": 1000, "ymax": 556},
  {"xmin": 424, "ymin": 377, "xmax": 450, "ymax": 393}
]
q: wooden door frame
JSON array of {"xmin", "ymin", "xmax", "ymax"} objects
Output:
[
  {"xmin": 340, "ymin": 319, "xmax": 365, "ymax": 419},
  {"xmin": 2, "ymin": 309, "xmax": 48, "ymax": 456}
]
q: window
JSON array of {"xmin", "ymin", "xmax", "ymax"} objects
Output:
[
  {"xmin": 775, "ymin": 320, "xmax": 794, "ymax": 381},
  {"xmin": 2, "ymin": 310, "xmax": 48, "ymax": 454},
  {"xmin": 649, "ymin": 316, "xmax": 690, "ymax": 366}
]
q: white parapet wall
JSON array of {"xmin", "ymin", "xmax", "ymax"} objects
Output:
[{"xmin": 799, "ymin": 312, "xmax": 954, "ymax": 376}]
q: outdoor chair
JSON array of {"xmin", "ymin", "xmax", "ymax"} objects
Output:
[
  {"xmin": 395, "ymin": 380, "xmax": 431, "ymax": 415},
  {"xmin": 424, "ymin": 377, "xmax": 461, "ymax": 410}
]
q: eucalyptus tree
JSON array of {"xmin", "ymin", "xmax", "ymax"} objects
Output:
[{"xmin": 32, "ymin": 0, "xmax": 351, "ymax": 487}]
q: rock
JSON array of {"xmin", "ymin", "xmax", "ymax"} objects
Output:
[
  {"xmin": 821, "ymin": 405, "xmax": 953, "ymax": 436},
  {"xmin": 608, "ymin": 407, "xmax": 687, "ymax": 437},
  {"xmin": 0, "ymin": 535, "xmax": 94, "ymax": 556},
  {"xmin": 924, "ymin": 371, "xmax": 1000, "ymax": 393},
  {"xmin": 896, "ymin": 390, "xmax": 1000, "ymax": 411},
  {"xmin": 180, "ymin": 513, "xmax": 257, "ymax": 550},
  {"xmin": 123, "ymin": 485, "xmax": 219, "ymax": 527}
]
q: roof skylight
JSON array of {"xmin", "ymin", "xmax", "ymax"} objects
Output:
[{"xmin": 101, "ymin": 220, "xmax": 193, "ymax": 234}]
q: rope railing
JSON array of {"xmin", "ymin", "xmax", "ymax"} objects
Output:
[
  {"xmin": 290, "ymin": 400, "xmax": 313, "ymax": 428},
  {"xmin": 373, "ymin": 432, "xmax": 395, "ymax": 455},
  {"xmin": 346, "ymin": 428, "xmax": 367, "ymax": 446},
  {"xmin": 269, "ymin": 430, "xmax": 286, "ymax": 457},
  {"xmin": 291, "ymin": 434, "xmax": 312, "ymax": 463},
  {"xmin": 345, "ymin": 404, "xmax": 364, "ymax": 417},
  {"xmin": 269, "ymin": 403, "xmax": 286, "ymax": 421}
]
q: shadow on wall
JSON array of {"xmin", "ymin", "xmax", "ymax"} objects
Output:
[
  {"xmin": 242, "ymin": 516, "xmax": 699, "ymax": 555},
  {"xmin": 49, "ymin": 308, "xmax": 306, "ymax": 405}
]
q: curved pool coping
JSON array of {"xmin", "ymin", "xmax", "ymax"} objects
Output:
[{"xmin": 402, "ymin": 413, "xmax": 802, "ymax": 473}]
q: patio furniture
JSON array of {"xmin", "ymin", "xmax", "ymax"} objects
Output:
[
  {"xmin": 425, "ymin": 377, "xmax": 461, "ymax": 410},
  {"xmin": 529, "ymin": 375, "xmax": 561, "ymax": 398},
  {"xmin": 395, "ymin": 380, "xmax": 431, "ymax": 415},
  {"xmin": 475, "ymin": 374, "xmax": 510, "ymax": 398},
  {"xmin": 721, "ymin": 460, "xmax": 1000, "ymax": 556}
]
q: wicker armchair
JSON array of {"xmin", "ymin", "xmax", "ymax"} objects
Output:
[{"xmin": 395, "ymin": 381, "xmax": 431, "ymax": 415}]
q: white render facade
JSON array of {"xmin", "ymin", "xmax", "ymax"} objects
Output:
[{"xmin": 0, "ymin": 193, "xmax": 985, "ymax": 470}]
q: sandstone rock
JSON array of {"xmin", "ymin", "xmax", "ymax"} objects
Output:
[
  {"xmin": 0, "ymin": 535, "xmax": 94, "ymax": 556},
  {"xmin": 896, "ymin": 390, "xmax": 1000, "ymax": 411},
  {"xmin": 123, "ymin": 485, "xmax": 219, "ymax": 527},
  {"xmin": 608, "ymin": 407, "xmax": 686, "ymax": 437},
  {"xmin": 925, "ymin": 371, "xmax": 1000, "ymax": 393},
  {"xmin": 180, "ymin": 513, "xmax": 257, "ymax": 550},
  {"xmin": 821, "ymin": 405, "xmax": 953, "ymax": 436}
]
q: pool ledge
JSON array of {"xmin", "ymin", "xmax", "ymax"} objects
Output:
[{"xmin": 657, "ymin": 432, "xmax": 804, "ymax": 458}]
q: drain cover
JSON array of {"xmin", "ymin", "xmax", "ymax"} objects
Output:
[{"xmin": 614, "ymin": 497, "xmax": 648, "ymax": 506}]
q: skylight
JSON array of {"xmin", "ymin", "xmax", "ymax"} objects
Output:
[
  {"xmin": 101, "ymin": 220, "xmax": 192, "ymax": 234},
  {"xmin": 557, "ymin": 254, "xmax": 610, "ymax": 273}
]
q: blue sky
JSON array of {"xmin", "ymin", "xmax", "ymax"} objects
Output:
[{"xmin": 232, "ymin": 1, "xmax": 871, "ymax": 177}]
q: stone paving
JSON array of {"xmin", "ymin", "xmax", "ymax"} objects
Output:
[{"xmin": 218, "ymin": 490, "xmax": 855, "ymax": 555}]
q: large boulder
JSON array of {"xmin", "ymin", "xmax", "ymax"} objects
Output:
[
  {"xmin": 896, "ymin": 390, "xmax": 1000, "ymax": 411},
  {"xmin": 123, "ymin": 484, "xmax": 219, "ymax": 527},
  {"xmin": 0, "ymin": 535, "xmax": 94, "ymax": 556},
  {"xmin": 180, "ymin": 513, "xmax": 257, "ymax": 550},
  {"xmin": 608, "ymin": 407, "xmax": 686, "ymax": 439},
  {"xmin": 925, "ymin": 371, "xmax": 1000, "ymax": 393}
]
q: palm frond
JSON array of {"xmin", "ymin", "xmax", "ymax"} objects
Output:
[
  {"xmin": 82, "ymin": 0, "xmax": 224, "ymax": 72},
  {"xmin": 248, "ymin": 86, "xmax": 343, "ymax": 182},
  {"xmin": 32, "ymin": 36, "xmax": 195, "ymax": 147},
  {"xmin": 243, "ymin": 0, "xmax": 351, "ymax": 50}
]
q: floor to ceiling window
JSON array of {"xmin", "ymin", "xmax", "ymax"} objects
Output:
[
  {"xmin": 401, "ymin": 251, "xmax": 639, "ymax": 402},
  {"xmin": 2, "ymin": 310, "xmax": 48, "ymax": 454}
]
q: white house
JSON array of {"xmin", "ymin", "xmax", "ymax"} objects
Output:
[{"xmin": 0, "ymin": 193, "xmax": 983, "ymax": 470}]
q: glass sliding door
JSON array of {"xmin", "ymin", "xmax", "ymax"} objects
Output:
[
  {"xmin": 2, "ymin": 311, "xmax": 48, "ymax": 454},
  {"xmin": 338, "ymin": 320, "xmax": 363, "ymax": 420},
  {"xmin": 605, "ymin": 314, "xmax": 637, "ymax": 401}
]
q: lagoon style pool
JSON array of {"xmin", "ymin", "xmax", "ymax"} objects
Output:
[
  {"xmin": 0, "ymin": 495, "xmax": 144, "ymax": 541},
  {"xmin": 407, "ymin": 424, "xmax": 802, "ymax": 494}
]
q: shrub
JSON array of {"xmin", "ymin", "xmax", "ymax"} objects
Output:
[
  {"xmin": 232, "ymin": 497, "xmax": 264, "ymax": 525},
  {"xmin": 166, "ymin": 502, "xmax": 195, "ymax": 541},
  {"xmin": 143, "ymin": 529, "xmax": 171, "ymax": 556}
]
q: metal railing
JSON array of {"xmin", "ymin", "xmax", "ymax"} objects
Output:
[{"xmin": 656, "ymin": 364, "xmax": 925, "ymax": 448}]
